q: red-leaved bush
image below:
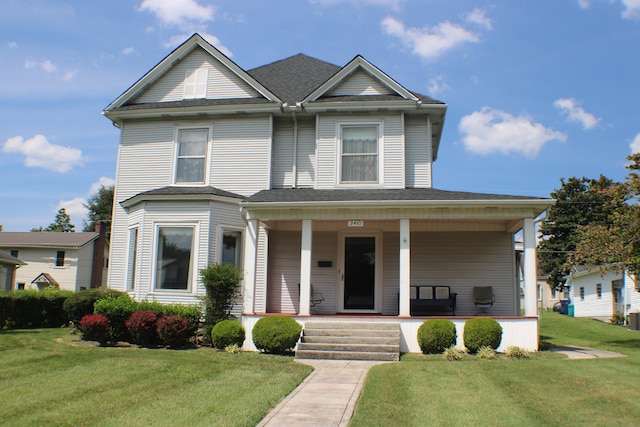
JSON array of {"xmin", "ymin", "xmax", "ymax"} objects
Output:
[
  {"xmin": 156, "ymin": 315, "xmax": 196, "ymax": 348},
  {"xmin": 78, "ymin": 314, "xmax": 111, "ymax": 345},
  {"xmin": 125, "ymin": 310, "xmax": 158, "ymax": 346}
]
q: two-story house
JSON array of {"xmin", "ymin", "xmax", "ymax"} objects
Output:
[{"xmin": 103, "ymin": 34, "xmax": 552, "ymax": 353}]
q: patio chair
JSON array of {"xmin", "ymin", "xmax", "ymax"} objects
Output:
[
  {"xmin": 473, "ymin": 286, "xmax": 495, "ymax": 315},
  {"xmin": 298, "ymin": 284, "xmax": 324, "ymax": 313}
]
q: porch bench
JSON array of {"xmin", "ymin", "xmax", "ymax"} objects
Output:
[{"xmin": 410, "ymin": 285, "xmax": 457, "ymax": 316}]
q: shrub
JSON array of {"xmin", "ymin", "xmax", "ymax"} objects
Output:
[
  {"xmin": 476, "ymin": 346, "xmax": 497, "ymax": 360},
  {"xmin": 443, "ymin": 346, "xmax": 464, "ymax": 361},
  {"xmin": 224, "ymin": 343, "xmax": 242, "ymax": 354},
  {"xmin": 464, "ymin": 317, "xmax": 503, "ymax": 353},
  {"xmin": 138, "ymin": 301, "xmax": 202, "ymax": 328},
  {"xmin": 417, "ymin": 319, "xmax": 457, "ymax": 354},
  {"xmin": 63, "ymin": 287, "xmax": 124, "ymax": 326},
  {"xmin": 252, "ymin": 316, "xmax": 301, "ymax": 354},
  {"xmin": 610, "ymin": 312, "xmax": 625, "ymax": 325},
  {"xmin": 200, "ymin": 264, "xmax": 242, "ymax": 334},
  {"xmin": 125, "ymin": 311, "xmax": 159, "ymax": 346},
  {"xmin": 211, "ymin": 320, "xmax": 245, "ymax": 349},
  {"xmin": 78, "ymin": 314, "xmax": 111, "ymax": 345},
  {"xmin": 156, "ymin": 315, "xmax": 196, "ymax": 348},
  {"xmin": 1, "ymin": 288, "xmax": 72, "ymax": 329},
  {"xmin": 94, "ymin": 294, "xmax": 138, "ymax": 341},
  {"xmin": 505, "ymin": 346, "xmax": 530, "ymax": 359}
]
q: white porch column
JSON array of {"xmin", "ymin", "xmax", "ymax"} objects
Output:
[
  {"xmin": 299, "ymin": 219, "xmax": 312, "ymax": 316},
  {"xmin": 523, "ymin": 217, "xmax": 538, "ymax": 316},
  {"xmin": 242, "ymin": 219, "xmax": 258, "ymax": 315},
  {"xmin": 399, "ymin": 219, "xmax": 411, "ymax": 317}
]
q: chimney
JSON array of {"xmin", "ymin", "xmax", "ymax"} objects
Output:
[{"xmin": 90, "ymin": 221, "xmax": 108, "ymax": 288}]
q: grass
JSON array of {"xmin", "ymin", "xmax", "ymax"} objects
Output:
[
  {"xmin": 350, "ymin": 312, "xmax": 640, "ymax": 427},
  {"xmin": 0, "ymin": 328, "xmax": 312, "ymax": 426}
]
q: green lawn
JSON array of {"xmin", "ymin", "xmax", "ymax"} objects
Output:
[
  {"xmin": 351, "ymin": 312, "xmax": 640, "ymax": 427},
  {"xmin": 0, "ymin": 328, "xmax": 312, "ymax": 426}
]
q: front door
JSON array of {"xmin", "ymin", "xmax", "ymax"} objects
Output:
[
  {"xmin": 340, "ymin": 235, "xmax": 379, "ymax": 311},
  {"xmin": 612, "ymin": 279, "xmax": 624, "ymax": 314}
]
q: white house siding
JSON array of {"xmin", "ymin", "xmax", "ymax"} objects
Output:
[
  {"xmin": 9, "ymin": 247, "xmax": 86, "ymax": 292},
  {"xmin": 253, "ymin": 226, "xmax": 269, "ymax": 314},
  {"xmin": 404, "ymin": 114, "xmax": 431, "ymax": 188},
  {"xmin": 568, "ymin": 269, "xmax": 640, "ymax": 319},
  {"xmin": 296, "ymin": 118, "xmax": 316, "ymax": 188},
  {"xmin": 271, "ymin": 117, "xmax": 294, "ymax": 188},
  {"xmin": 267, "ymin": 231, "xmax": 300, "ymax": 313},
  {"xmin": 326, "ymin": 69, "xmax": 395, "ymax": 96},
  {"xmin": 133, "ymin": 47, "xmax": 259, "ymax": 104},
  {"xmin": 210, "ymin": 116, "xmax": 272, "ymax": 196},
  {"xmin": 316, "ymin": 113, "xmax": 405, "ymax": 189}
]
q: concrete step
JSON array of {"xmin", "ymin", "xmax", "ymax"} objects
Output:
[
  {"xmin": 304, "ymin": 321, "xmax": 399, "ymax": 330},
  {"xmin": 303, "ymin": 328, "xmax": 399, "ymax": 338},
  {"xmin": 302, "ymin": 335, "xmax": 398, "ymax": 345},
  {"xmin": 297, "ymin": 342, "xmax": 399, "ymax": 353},
  {"xmin": 296, "ymin": 349, "xmax": 400, "ymax": 361}
]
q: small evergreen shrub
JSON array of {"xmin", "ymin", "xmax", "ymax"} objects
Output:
[
  {"xmin": 125, "ymin": 310, "xmax": 159, "ymax": 346},
  {"xmin": 63, "ymin": 288, "xmax": 124, "ymax": 326},
  {"xmin": 252, "ymin": 316, "xmax": 301, "ymax": 354},
  {"xmin": 443, "ymin": 346, "xmax": 464, "ymax": 361},
  {"xmin": 94, "ymin": 294, "xmax": 138, "ymax": 341},
  {"xmin": 417, "ymin": 319, "xmax": 457, "ymax": 354},
  {"xmin": 464, "ymin": 317, "xmax": 503, "ymax": 353},
  {"xmin": 200, "ymin": 264, "xmax": 243, "ymax": 335},
  {"xmin": 156, "ymin": 315, "xmax": 196, "ymax": 348},
  {"xmin": 211, "ymin": 320, "xmax": 245, "ymax": 349},
  {"xmin": 476, "ymin": 346, "xmax": 497, "ymax": 360},
  {"xmin": 78, "ymin": 314, "xmax": 111, "ymax": 345},
  {"xmin": 505, "ymin": 346, "xmax": 530, "ymax": 359}
]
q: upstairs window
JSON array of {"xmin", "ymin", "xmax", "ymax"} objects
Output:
[
  {"xmin": 175, "ymin": 128, "xmax": 208, "ymax": 184},
  {"xmin": 55, "ymin": 251, "xmax": 65, "ymax": 267},
  {"xmin": 596, "ymin": 283, "xmax": 602, "ymax": 299},
  {"xmin": 340, "ymin": 125, "xmax": 378, "ymax": 183},
  {"xmin": 183, "ymin": 68, "xmax": 208, "ymax": 99}
]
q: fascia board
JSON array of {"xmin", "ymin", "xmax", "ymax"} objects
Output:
[
  {"xmin": 104, "ymin": 103, "xmax": 282, "ymax": 121},
  {"xmin": 302, "ymin": 56, "xmax": 419, "ymax": 104},
  {"xmin": 302, "ymin": 100, "xmax": 419, "ymax": 112},
  {"xmin": 121, "ymin": 193, "xmax": 244, "ymax": 209}
]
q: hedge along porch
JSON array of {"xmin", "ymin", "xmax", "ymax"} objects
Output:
[{"xmin": 239, "ymin": 189, "xmax": 550, "ymax": 352}]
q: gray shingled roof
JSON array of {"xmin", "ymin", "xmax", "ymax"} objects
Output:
[
  {"xmin": 245, "ymin": 188, "xmax": 551, "ymax": 203},
  {"xmin": 0, "ymin": 249, "xmax": 25, "ymax": 265},
  {"xmin": 248, "ymin": 53, "xmax": 342, "ymax": 104},
  {"xmin": 0, "ymin": 232, "xmax": 99, "ymax": 248},
  {"xmin": 121, "ymin": 186, "xmax": 246, "ymax": 205}
]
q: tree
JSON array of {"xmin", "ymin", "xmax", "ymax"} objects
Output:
[
  {"xmin": 538, "ymin": 176, "xmax": 623, "ymax": 289},
  {"xmin": 571, "ymin": 154, "xmax": 640, "ymax": 275},
  {"xmin": 83, "ymin": 185, "xmax": 114, "ymax": 232},
  {"xmin": 32, "ymin": 208, "xmax": 75, "ymax": 232}
]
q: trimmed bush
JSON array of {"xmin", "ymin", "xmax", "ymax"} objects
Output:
[
  {"xmin": 200, "ymin": 264, "xmax": 243, "ymax": 335},
  {"xmin": 126, "ymin": 310, "xmax": 159, "ymax": 346},
  {"xmin": 94, "ymin": 294, "xmax": 138, "ymax": 341},
  {"xmin": 78, "ymin": 314, "xmax": 111, "ymax": 345},
  {"xmin": 137, "ymin": 301, "xmax": 202, "ymax": 328},
  {"xmin": 211, "ymin": 320, "xmax": 245, "ymax": 349},
  {"xmin": 252, "ymin": 316, "xmax": 301, "ymax": 354},
  {"xmin": 463, "ymin": 317, "xmax": 503, "ymax": 353},
  {"xmin": 417, "ymin": 319, "xmax": 457, "ymax": 354},
  {"xmin": 156, "ymin": 315, "xmax": 196, "ymax": 348},
  {"xmin": 63, "ymin": 288, "xmax": 124, "ymax": 326}
]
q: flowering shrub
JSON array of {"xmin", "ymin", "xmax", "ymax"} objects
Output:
[
  {"xmin": 78, "ymin": 314, "xmax": 111, "ymax": 345},
  {"xmin": 156, "ymin": 315, "xmax": 196, "ymax": 348},
  {"xmin": 125, "ymin": 310, "xmax": 158, "ymax": 346}
]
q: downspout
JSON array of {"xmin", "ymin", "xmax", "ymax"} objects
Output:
[{"xmin": 292, "ymin": 110, "xmax": 298, "ymax": 188}]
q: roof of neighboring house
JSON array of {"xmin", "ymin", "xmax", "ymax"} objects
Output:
[
  {"xmin": 0, "ymin": 249, "xmax": 26, "ymax": 265},
  {"xmin": 0, "ymin": 232, "xmax": 100, "ymax": 249},
  {"xmin": 244, "ymin": 188, "xmax": 553, "ymax": 204},
  {"xmin": 120, "ymin": 186, "xmax": 246, "ymax": 208}
]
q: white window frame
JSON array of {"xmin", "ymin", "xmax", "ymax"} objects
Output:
[
  {"xmin": 218, "ymin": 225, "xmax": 244, "ymax": 268},
  {"xmin": 336, "ymin": 122, "xmax": 383, "ymax": 187},
  {"xmin": 172, "ymin": 126, "xmax": 211, "ymax": 185},
  {"xmin": 152, "ymin": 223, "xmax": 199, "ymax": 294},
  {"xmin": 183, "ymin": 67, "xmax": 208, "ymax": 99},
  {"xmin": 126, "ymin": 226, "xmax": 139, "ymax": 291}
]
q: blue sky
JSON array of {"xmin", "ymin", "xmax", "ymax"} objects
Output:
[{"xmin": 1, "ymin": 0, "xmax": 639, "ymax": 231}]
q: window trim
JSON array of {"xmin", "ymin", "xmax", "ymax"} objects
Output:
[
  {"xmin": 126, "ymin": 226, "xmax": 139, "ymax": 291},
  {"xmin": 55, "ymin": 251, "xmax": 65, "ymax": 267},
  {"xmin": 172, "ymin": 126, "xmax": 211, "ymax": 185},
  {"xmin": 336, "ymin": 122, "xmax": 383, "ymax": 187},
  {"xmin": 151, "ymin": 223, "xmax": 199, "ymax": 294}
]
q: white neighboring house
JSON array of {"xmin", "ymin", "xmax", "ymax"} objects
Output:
[
  {"xmin": 0, "ymin": 226, "xmax": 109, "ymax": 292},
  {"xmin": 0, "ymin": 249, "xmax": 26, "ymax": 292},
  {"xmin": 102, "ymin": 34, "xmax": 552, "ymax": 352},
  {"xmin": 565, "ymin": 266, "xmax": 640, "ymax": 321}
]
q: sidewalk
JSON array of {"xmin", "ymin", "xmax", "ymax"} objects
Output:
[
  {"xmin": 257, "ymin": 359, "xmax": 391, "ymax": 427},
  {"xmin": 549, "ymin": 345, "xmax": 626, "ymax": 360}
]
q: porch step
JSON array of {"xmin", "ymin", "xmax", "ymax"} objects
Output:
[{"xmin": 296, "ymin": 321, "xmax": 400, "ymax": 361}]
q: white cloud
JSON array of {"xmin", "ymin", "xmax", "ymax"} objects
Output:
[
  {"xmin": 24, "ymin": 58, "xmax": 58, "ymax": 73},
  {"xmin": 2, "ymin": 134, "xmax": 84, "ymax": 173},
  {"xmin": 553, "ymin": 98, "xmax": 600, "ymax": 130},
  {"xmin": 138, "ymin": 0, "xmax": 214, "ymax": 25},
  {"xmin": 122, "ymin": 46, "xmax": 136, "ymax": 55},
  {"xmin": 89, "ymin": 177, "xmax": 116, "ymax": 194},
  {"xmin": 578, "ymin": 0, "xmax": 590, "ymax": 9},
  {"xmin": 621, "ymin": 0, "xmax": 640, "ymax": 19},
  {"xmin": 427, "ymin": 75, "xmax": 449, "ymax": 96},
  {"xmin": 56, "ymin": 198, "xmax": 88, "ymax": 224},
  {"xmin": 7, "ymin": 41, "xmax": 17, "ymax": 48},
  {"xmin": 310, "ymin": 0, "xmax": 403, "ymax": 9},
  {"xmin": 381, "ymin": 16, "xmax": 479, "ymax": 60},
  {"xmin": 630, "ymin": 133, "xmax": 640, "ymax": 153},
  {"xmin": 163, "ymin": 32, "xmax": 233, "ymax": 57},
  {"xmin": 465, "ymin": 8, "xmax": 492, "ymax": 30},
  {"xmin": 63, "ymin": 69, "xmax": 79, "ymax": 81},
  {"xmin": 458, "ymin": 107, "xmax": 567, "ymax": 158}
]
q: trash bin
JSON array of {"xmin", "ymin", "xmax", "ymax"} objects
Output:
[
  {"xmin": 629, "ymin": 312, "xmax": 640, "ymax": 331},
  {"xmin": 560, "ymin": 300, "xmax": 569, "ymax": 315},
  {"xmin": 568, "ymin": 303, "xmax": 574, "ymax": 317}
]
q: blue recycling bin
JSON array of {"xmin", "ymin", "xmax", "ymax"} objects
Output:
[{"xmin": 560, "ymin": 300, "xmax": 569, "ymax": 315}]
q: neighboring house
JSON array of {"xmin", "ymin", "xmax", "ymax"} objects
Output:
[
  {"xmin": 565, "ymin": 266, "xmax": 640, "ymax": 321},
  {"xmin": 0, "ymin": 249, "xmax": 26, "ymax": 292},
  {"xmin": 0, "ymin": 224, "xmax": 109, "ymax": 292},
  {"xmin": 103, "ymin": 34, "xmax": 552, "ymax": 352}
]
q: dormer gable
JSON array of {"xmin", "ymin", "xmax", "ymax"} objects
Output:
[{"xmin": 325, "ymin": 68, "xmax": 396, "ymax": 97}]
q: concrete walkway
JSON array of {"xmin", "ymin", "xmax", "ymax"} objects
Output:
[
  {"xmin": 550, "ymin": 345, "xmax": 626, "ymax": 360},
  {"xmin": 257, "ymin": 359, "xmax": 390, "ymax": 427}
]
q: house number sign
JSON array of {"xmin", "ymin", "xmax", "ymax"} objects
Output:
[{"xmin": 348, "ymin": 220, "xmax": 364, "ymax": 227}]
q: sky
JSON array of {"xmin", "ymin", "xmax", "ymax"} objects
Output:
[{"xmin": 1, "ymin": 0, "xmax": 640, "ymax": 232}]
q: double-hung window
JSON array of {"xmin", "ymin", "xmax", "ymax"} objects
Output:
[
  {"xmin": 155, "ymin": 226, "xmax": 195, "ymax": 291},
  {"xmin": 221, "ymin": 229, "xmax": 242, "ymax": 267},
  {"xmin": 340, "ymin": 125, "xmax": 379, "ymax": 183},
  {"xmin": 55, "ymin": 251, "xmax": 65, "ymax": 267},
  {"xmin": 175, "ymin": 128, "xmax": 208, "ymax": 184}
]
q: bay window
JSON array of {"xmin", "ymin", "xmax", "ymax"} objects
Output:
[{"xmin": 155, "ymin": 226, "xmax": 194, "ymax": 291}]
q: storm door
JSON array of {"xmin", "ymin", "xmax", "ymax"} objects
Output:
[{"xmin": 341, "ymin": 236, "xmax": 377, "ymax": 310}]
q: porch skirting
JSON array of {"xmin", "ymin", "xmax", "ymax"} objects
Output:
[{"xmin": 240, "ymin": 315, "xmax": 539, "ymax": 353}]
